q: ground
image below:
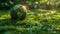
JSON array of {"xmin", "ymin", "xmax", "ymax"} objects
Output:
[{"xmin": 0, "ymin": 8, "xmax": 60, "ymax": 34}]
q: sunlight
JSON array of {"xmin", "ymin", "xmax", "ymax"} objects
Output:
[
  {"xmin": 56, "ymin": 28, "xmax": 60, "ymax": 30},
  {"xmin": 56, "ymin": 25, "xmax": 60, "ymax": 30},
  {"xmin": 22, "ymin": 5, "xmax": 28, "ymax": 12},
  {"xmin": 0, "ymin": 15, "xmax": 10, "ymax": 20},
  {"xmin": 50, "ymin": 10, "xmax": 56, "ymax": 14},
  {"xmin": 46, "ymin": 12, "xmax": 50, "ymax": 14},
  {"xmin": 0, "ymin": 0, "xmax": 60, "ymax": 34}
]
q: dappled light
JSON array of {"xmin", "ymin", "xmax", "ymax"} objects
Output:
[
  {"xmin": 0, "ymin": 15, "xmax": 10, "ymax": 20},
  {"xmin": 0, "ymin": 0, "xmax": 60, "ymax": 34}
]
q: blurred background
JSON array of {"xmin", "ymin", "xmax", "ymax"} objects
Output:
[{"xmin": 0, "ymin": 0, "xmax": 60, "ymax": 34}]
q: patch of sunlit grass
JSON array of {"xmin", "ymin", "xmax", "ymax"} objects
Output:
[
  {"xmin": 38, "ymin": 9, "xmax": 48, "ymax": 12},
  {"xmin": 55, "ymin": 25, "xmax": 60, "ymax": 30},
  {"xmin": 0, "ymin": 14, "xmax": 11, "ymax": 20},
  {"xmin": 49, "ymin": 10, "xmax": 56, "ymax": 14}
]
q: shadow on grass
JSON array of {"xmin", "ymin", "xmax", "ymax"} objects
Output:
[{"xmin": 0, "ymin": 19, "xmax": 18, "ymax": 26}]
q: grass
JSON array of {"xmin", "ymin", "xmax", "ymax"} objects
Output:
[{"xmin": 0, "ymin": 8, "xmax": 60, "ymax": 34}]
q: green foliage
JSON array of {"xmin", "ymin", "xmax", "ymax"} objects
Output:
[
  {"xmin": 0, "ymin": 0, "xmax": 60, "ymax": 34},
  {"xmin": 0, "ymin": 8, "xmax": 60, "ymax": 34},
  {"xmin": 0, "ymin": 0, "xmax": 22, "ymax": 9}
]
